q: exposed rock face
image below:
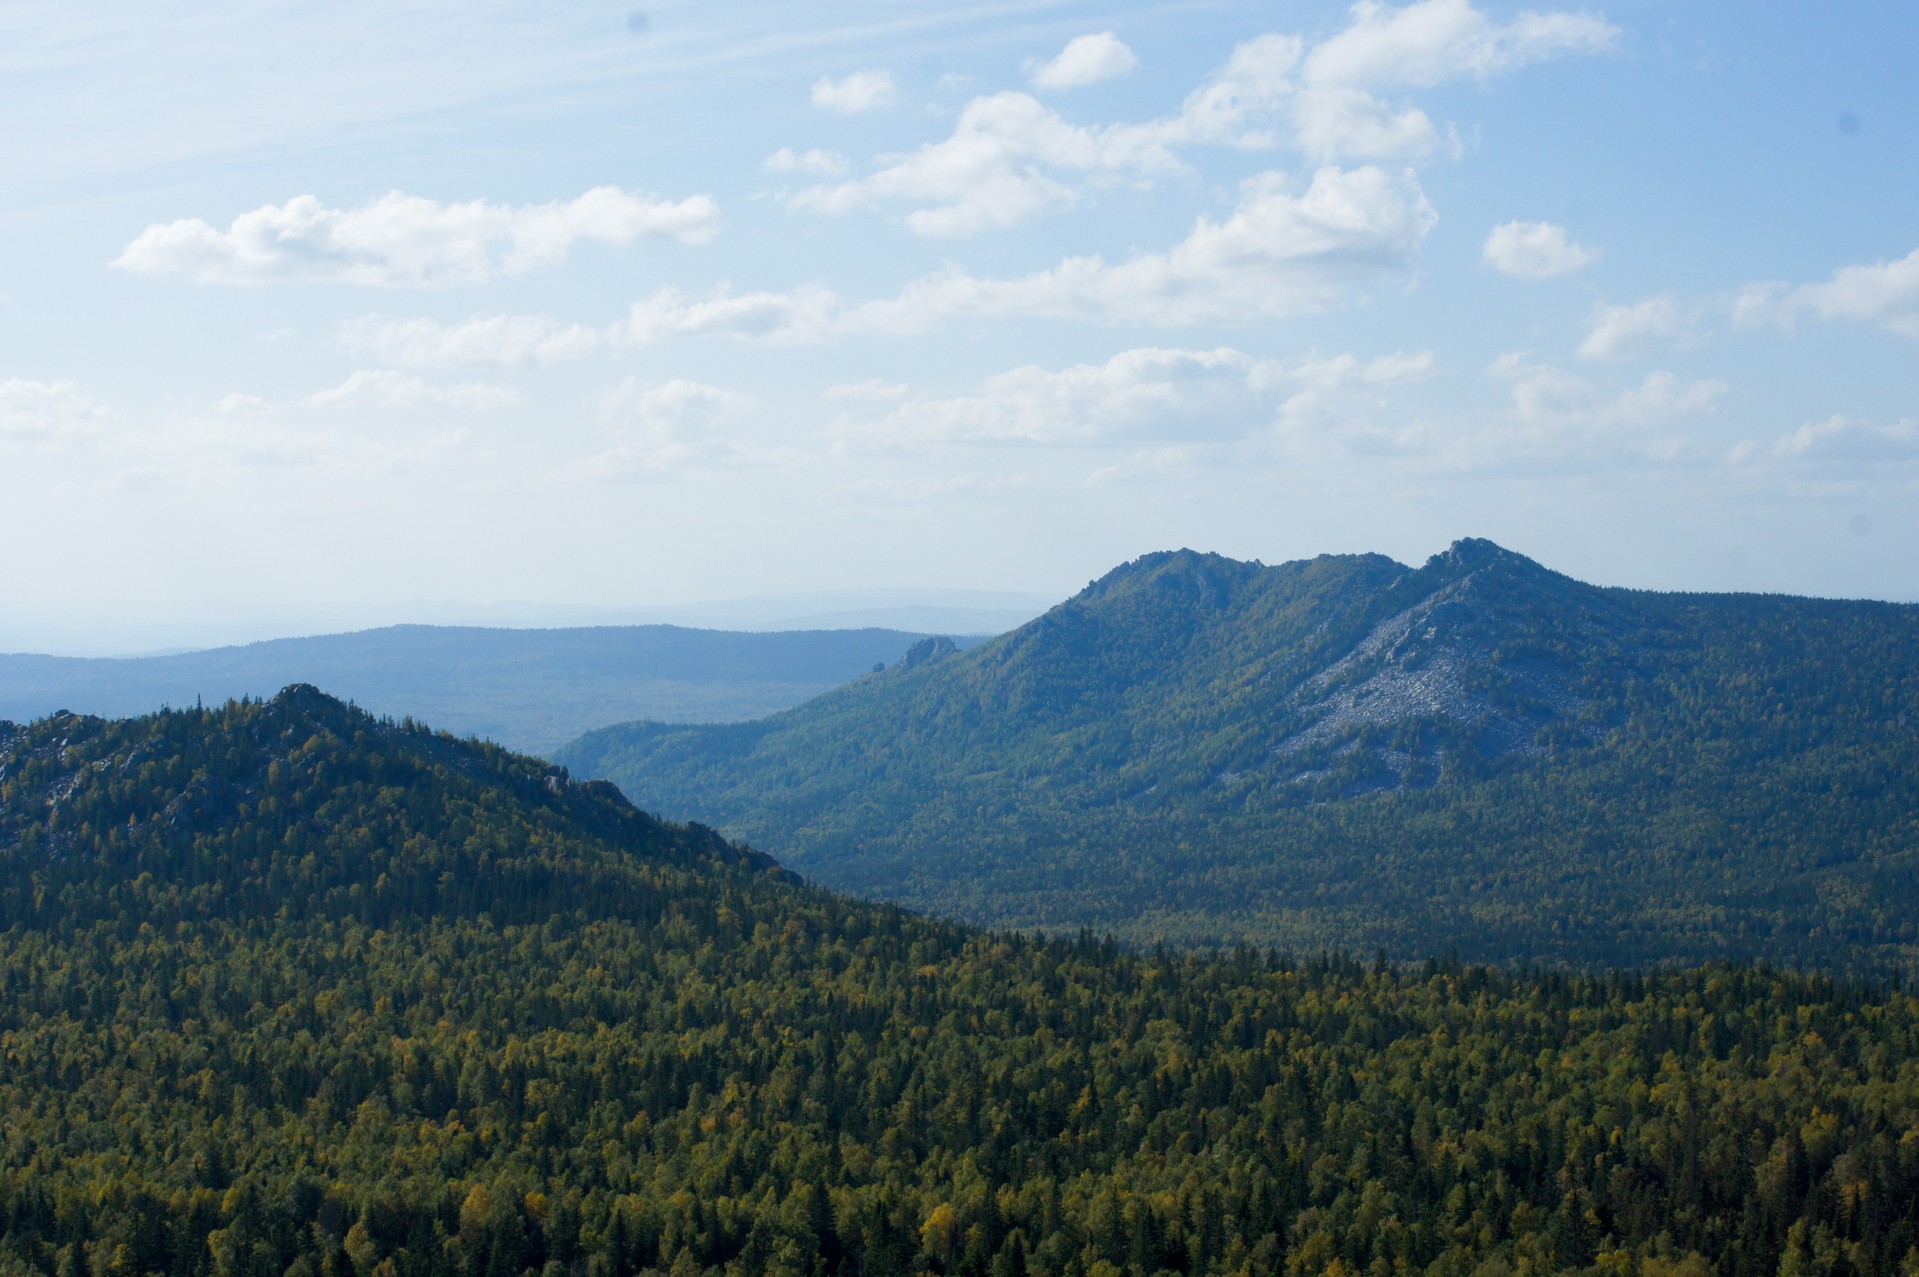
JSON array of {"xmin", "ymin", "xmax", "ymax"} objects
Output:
[
  {"xmin": 1260, "ymin": 545, "xmax": 1636, "ymax": 793},
  {"xmin": 897, "ymin": 636, "xmax": 959, "ymax": 671}
]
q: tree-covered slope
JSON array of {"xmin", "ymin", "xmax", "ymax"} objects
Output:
[
  {"xmin": 0, "ymin": 624, "xmax": 969, "ymax": 756},
  {"xmin": 7, "ymin": 690, "xmax": 1919, "ymax": 1277},
  {"xmin": 556, "ymin": 540, "xmax": 1919, "ymax": 970}
]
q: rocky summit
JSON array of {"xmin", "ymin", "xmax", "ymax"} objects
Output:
[{"xmin": 557, "ymin": 540, "xmax": 1919, "ymax": 969}]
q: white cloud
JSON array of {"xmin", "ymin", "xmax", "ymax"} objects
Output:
[
  {"xmin": 1491, "ymin": 353, "xmax": 1727, "ymax": 428},
  {"xmin": 648, "ymin": 166, "xmax": 1435, "ymax": 339},
  {"xmin": 1482, "ymin": 220, "xmax": 1597, "ymax": 278},
  {"xmin": 0, "ymin": 378, "xmax": 111, "ymax": 442},
  {"xmin": 113, "ymin": 186, "xmax": 721, "ymax": 287},
  {"xmin": 586, "ymin": 378, "xmax": 777, "ymax": 479},
  {"xmin": 811, "ymin": 70, "xmax": 895, "ymax": 113},
  {"xmin": 872, "ymin": 165, "xmax": 1437, "ymax": 326},
  {"xmin": 839, "ymin": 345, "xmax": 1433, "ymax": 448},
  {"xmin": 1770, "ymin": 415, "xmax": 1919, "ymax": 463},
  {"xmin": 341, "ymin": 313, "xmax": 606, "ymax": 368},
  {"xmin": 1029, "ymin": 32, "xmax": 1139, "ymax": 91},
  {"xmin": 1303, "ymin": 0, "xmax": 1619, "ymax": 89},
  {"xmin": 1292, "ymin": 0, "xmax": 1616, "ymax": 160},
  {"xmin": 763, "ymin": 147, "xmax": 849, "ymax": 176},
  {"xmin": 789, "ymin": 90, "xmax": 1161, "ymax": 236},
  {"xmin": 624, "ymin": 284, "xmax": 852, "ymax": 345},
  {"xmin": 303, "ymin": 370, "xmax": 524, "ymax": 411},
  {"xmin": 792, "ymin": 4, "xmax": 1613, "ymax": 235},
  {"xmin": 1736, "ymin": 247, "xmax": 1919, "ymax": 339},
  {"xmin": 848, "ymin": 348, "xmax": 1270, "ymax": 447},
  {"xmin": 1274, "ymin": 349, "xmax": 1435, "ymax": 428},
  {"xmin": 1578, "ymin": 294, "xmax": 1704, "ymax": 361}
]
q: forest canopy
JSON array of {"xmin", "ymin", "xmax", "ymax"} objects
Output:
[{"xmin": 4, "ymin": 690, "xmax": 1919, "ymax": 1277}]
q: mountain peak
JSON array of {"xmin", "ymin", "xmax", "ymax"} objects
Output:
[
  {"xmin": 1078, "ymin": 548, "xmax": 1265, "ymax": 611},
  {"xmin": 1427, "ymin": 537, "xmax": 1558, "ymax": 576}
]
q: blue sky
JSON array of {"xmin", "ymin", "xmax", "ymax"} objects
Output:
[{"xmin": 3, "ymin": 1, "xmax": 1915, "ymax": 652}]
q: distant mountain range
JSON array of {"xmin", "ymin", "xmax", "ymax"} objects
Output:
[
  {"xmin": 0, "ymin": 624, "xmax": 979, "ymax": 754},
  {"xmin": 557, "ymin": 539, "xmax": 1919, "ymax": 971},
  {"xmin": 0, "ymin": 587, "xmax": 1054, "ymax": 657}
]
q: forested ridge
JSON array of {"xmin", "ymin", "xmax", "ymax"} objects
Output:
[
  {"xmin": 556, "ymin": 540, "xmax": 1919, "ymax": 970},
  {"xmin": 5, "ymin": 690, "xmax": 1919, "ymax": 1277}
]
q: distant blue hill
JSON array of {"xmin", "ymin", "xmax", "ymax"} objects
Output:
[{"xmin": 0, "ymin": 624, "xmax": 981, "ymax": 754}]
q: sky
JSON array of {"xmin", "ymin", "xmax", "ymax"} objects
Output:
[{"xmin": 3, "ymin": 0, "xmax": 1915, "ymax": 653}]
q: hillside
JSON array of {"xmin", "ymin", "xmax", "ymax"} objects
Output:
[
  {"xmin": 0, "ymin": 624, "xmax": 970, "ymax": 755},
  {"xmin": 556, "ymin": 539, "xmax": 1919, "ymax": 971},
  {"xmin": 5, "ymin": 691, "xmax": 1919, "ymax": 1277}
]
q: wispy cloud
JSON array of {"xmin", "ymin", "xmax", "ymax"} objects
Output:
[
  {"xmin": 764, "ymin": 147, "xmax": 850, "ymax": 176},
  {"xmin": 836, "ymin": 345, "xmax": 1433, "ymax": 448},
  {"xmin": 585, "ymin": 378, "xmax": 785, "ymax": 480},
  {"xmin": 0, "ymin": 378, "xmax": 112, "ymax": 442},
  {"xmin": 1491, "ymin": 353, "xmax": 1727, "ymax": 430},
  {"xmin": 1768, "ymin": 415, "xmax": 1919, "ymax": 463},
  {"xmin": 342, "ymin": 314, "xmax": 606, "ymax": 368},
  {"xmin": 114, "ymin": 187, "xmax": 720, "ymax": 287},
  {"xmin": 636, "ymin": 166, "xmax": 1435, "ymax": 339},
  {"xmin": 302, "ymin": 370, "xmax": 524, "ymax": 411}
]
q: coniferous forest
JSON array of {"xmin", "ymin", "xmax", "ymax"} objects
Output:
[{"xmin": 5, "ymin": 689, "xmax": 1919, "ymax": 1277}]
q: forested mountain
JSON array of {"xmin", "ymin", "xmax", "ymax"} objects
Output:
[
  {"xmin": 556, "ymin": 540, "xmax": 1919, "ymax": 971},
  {"xmin": 6, "ymin": 689, "xmax": 1919, "ymax": 1277},
  {"xmin": 0, "ymin": 625, "xmax": 971, "ymax": 755}
]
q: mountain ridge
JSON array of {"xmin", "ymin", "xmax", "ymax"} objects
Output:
[
  {"xmin": 557, "ymin": 539, "xmax": 1919, "ymax": 969},
  {"xmin": 0, "ymin": 623, "xmax": 983, "ymax": 755}
]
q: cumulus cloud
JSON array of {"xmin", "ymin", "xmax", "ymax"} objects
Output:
[
  {"xmin": 1578, "ymin": 294, "xmax": 1705, "ymax": 362},
  {"xmin": 303, "ymin": 370, "xmax": 524, "ymax": 411},
  {"xmin": 1029, "ymin": 32, "xmax": 1139, "ymax": 90},
  {"xmin": 1735, "ymin": 246, "xmax": 1919, "ymax": 339},
  {"xmin": 1289, "ymin": 0, "xmax": 1616, "ymax": 160},
  {"xmin": 788, "ymin": 90, "xmax": 1163, "ymax": 235},
  {"xmin": 811, "ymin": 70, "xmax": 896, "ymax": 113},
  {"xmin": 0, "ymin": 378, "xmax": 112, "ymax": 442},
  {"xmin": 641, "ymin": 166, "xmax": 1435, "ymax": 339},
  {"xmin": 838, "ymin": 345, "xmax": 1433, "ymax": 448},
  {"xmin": 113, "ymin": 186, "xmax": 721, "ymax": 287},
  {"xmin": 1304, "ymin": 0, "xmax": 1617, "ymax": 89},
  {"xmin": 764, "ymin": 147, "xmax": 849, "ymax": 175},
  {"xmin": 791, "ymin": 3, "xmax": 1614, "ymax": 234},
  {"xmin": 587, "ymin": 378, "xmax": 777, "ymax": 479},
  {"xmin": 341, "ymin": 313, "xmax": 605, "ymax": 368},
  {"xmin": 1482, "ymin": 220, "xmax": 1597, "ymax": 278}
]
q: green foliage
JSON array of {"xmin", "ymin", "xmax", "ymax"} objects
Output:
[
  {"xmin": 5, "ymin": 689, "xmax": 1919, "ymax": 1277},
  {"xmin": 557, "ymin": 542, "xmax": 1919, "ymax": 971}
]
